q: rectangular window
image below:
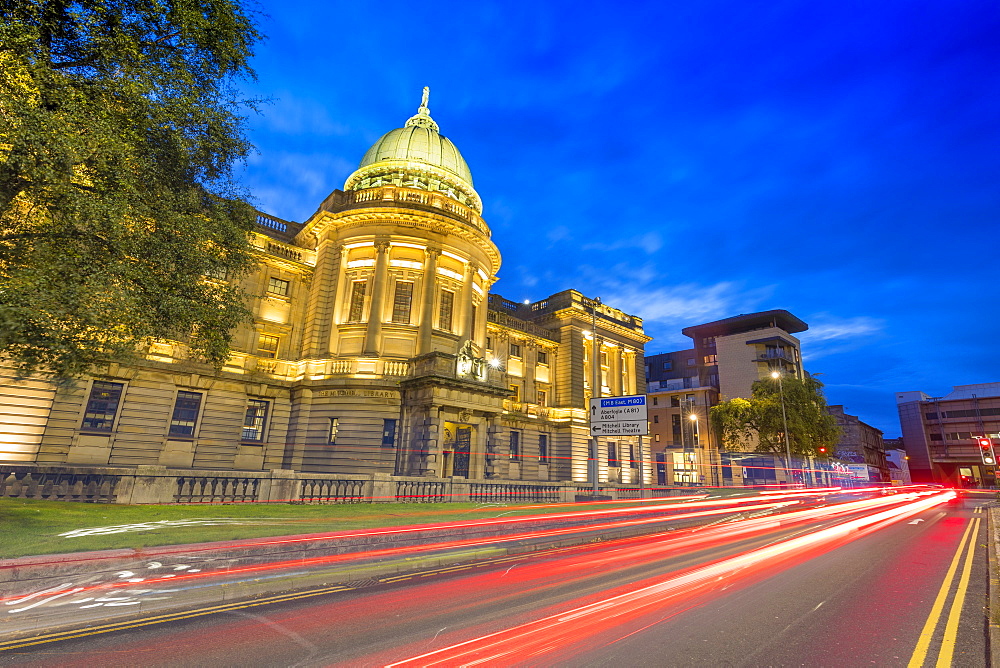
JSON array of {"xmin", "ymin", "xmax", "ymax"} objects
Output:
[
  {"xmin": 267, "ymin": 277, "xmax": 290, "ymax": 296},
  {"xmin": 670, "ymin": 395, "xmax": 680, "ymax": 408},
  {"xmin": 257, "ymin": 333, "xmax": 280, "ymax": 358},
  {"xmin": 538, "ymin": 434, "xmax": 549, "ymax": 463},
  {"xmin": 486, "ymin": 336, "xmax": 493, "ymax": 350},
  {"xmin": 654, "ymin": 433, "xmax": 660, "ymax": 442},
  {"xmin": 509, "ymin": 430, "xmax": 521, "ymax": 461},
  {"xmin": 329, "ymin": 417, "xmax": 339, "ymax": 444},
  {"xmin": 510, "ymin": 343, "xmax": 522, "ymax": 358},
  {"xmin": 242, "ymin": 399, "xmax": 269, "ymax": 441},
  {"xmin": 382, "ymin": 419, "xmax": 397, "ymax": 447},
  {"xmin": 687, "ymin": 358, "xmax": 695, "ymax": 366},
  {"xmin": 349, "ymin": 281, "xmax": 367, "ymax": 321},
  {"xmin": 391, "ymin": 281, "xmax": 414, "ymax": 324},
  {"xmin": 537, "ymin": 390, "xmax": 547, "ymax": 407},
  {"xmin": 600, "ymin": 351, "xmax": 608, "ymax": 366},
  {"xmin": 703, "ymin": 354, "xmax": 718, "ymax": 364},
  {"xmin": 537, "ymin": 350, "xmax": 548, "ymax": 365},
  {"xmin": 608, "ymin": 441, "xmax": 619, "ymax": 466},
  {"xmin": 662, "ymin": 360, "xmax": 672, "ymax": 371},
  {"xmin": 629, "ymin": 443, "xmax": 638, "ymax": 469},
  {"xmin": 438, "ymin": 289, "xmax": 454, "ymax": 331},
  {"xmin": 81, "ymin": 381, "xmax": 124, "ymax": 431},
  {"xmin": 509, "ymin": 384, "xmax": 520, "ymax": 402},
  {"xmin": 653, "ymin": 415, "xmax": 659, "ymax": 423},
  {"xmin": 929, "ymin": 433, "xmax": 943, "ymax": 441},
  {"xmin": 168, "ymin": 391, "xmax": 203, "ymax": 437},
  {"xmin": 653, "ymin": 397, "xmax": 658, "ymax": 406}
]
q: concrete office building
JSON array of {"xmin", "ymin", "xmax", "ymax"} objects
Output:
[{"xmin": 896, "ymin": 383, "xmax": 1000, "ymax": 486}]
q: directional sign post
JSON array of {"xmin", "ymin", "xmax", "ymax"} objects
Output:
[
  {"xmin": 590, "ymin": 394, "xmax": 648, "ymax": 499},
  {"xmin": 589, "ymin": 395, "xmax": 648, "ymax": 436}
]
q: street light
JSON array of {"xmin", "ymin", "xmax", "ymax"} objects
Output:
[
  {"xmin": 689, "ymin": 412, "xmax": 700, "ymax": 487},
  {"xmin": 590, "ymin": 297, "xmax": 601, "ymax": 495},
  {"xmin": 771, "ymin": 370, "xmax": 793, "ymax": 487}
]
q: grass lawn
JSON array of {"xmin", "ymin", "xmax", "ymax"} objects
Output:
[{"xmin": 0, "ymin": 498, "xmax": 567, "ymax": 560}]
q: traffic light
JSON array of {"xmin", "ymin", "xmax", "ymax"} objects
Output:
[{"xmin": 977, "ymin": 437, "xmax": 996, "ymax": 466}]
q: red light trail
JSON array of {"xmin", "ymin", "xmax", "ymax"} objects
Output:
[{"xmin": 383, "ymin": 490, "xmax": 955, "ymax": 666}]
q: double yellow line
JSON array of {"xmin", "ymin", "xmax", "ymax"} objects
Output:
[{"xmin": 908, "ymin": 516, "xmax": 981, "ymax": 667}]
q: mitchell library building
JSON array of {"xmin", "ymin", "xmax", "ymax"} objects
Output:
[{"xmin": 0, "ymin": 91, "xmax": 650, "ymax": 490}]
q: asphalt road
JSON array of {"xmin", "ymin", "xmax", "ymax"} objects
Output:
[{"xmin": 0, "ymin": 493, "xmax": 988, "ymax": 667}]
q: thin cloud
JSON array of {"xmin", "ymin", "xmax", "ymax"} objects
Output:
[
  {"xmin": 583, "ymin": 232, "xmax": 663, "ymax": 254},
  {"xmin": 254, "ymin": 94, "xmax": 352, "ymax": 137},
  {"xmin": 592, "ymin": 267, "xmax": 775, "ymax": 349},
  {"xmin": 802, "ymin": 316, "xmax": 884, "ymax": 342},
  {"xmin": 800, "ymin": 316, "xmax": 885, "ymax": 362}
]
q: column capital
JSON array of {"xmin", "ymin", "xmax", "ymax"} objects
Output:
[
  {"xmin": 425, "ymin": 245, "xmax": 443, "ymax": 259},
  {"xmin": 374, "ymin": 237, "xmax": 391, "ymax": 253}
]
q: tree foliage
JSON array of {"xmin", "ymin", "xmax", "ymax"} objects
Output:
[
  {"xmin": 0, "ymin": 0, "xmax": 262, "ymax": 379},
  {"xmin": 710, "ymin": 374, "xmax": 840, "ymax": 457}
]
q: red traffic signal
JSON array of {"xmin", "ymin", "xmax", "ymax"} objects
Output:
[{"xmin": 977, "ymin": 437, "xmax": 996, "ymax": 466}]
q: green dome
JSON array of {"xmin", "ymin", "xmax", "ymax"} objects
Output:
[{"xmin": 359, "ymin": 124, "xmax": 473, "ymax": 185}]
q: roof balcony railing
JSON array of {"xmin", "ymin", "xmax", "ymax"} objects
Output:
[{"xmin": 756, "ymin": 349, "xmax": 796, "ymax": 362}]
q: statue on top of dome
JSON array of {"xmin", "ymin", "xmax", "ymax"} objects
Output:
[{"xmin": 405, "ymin": 86, "xmax": 439, "ymax": 132}]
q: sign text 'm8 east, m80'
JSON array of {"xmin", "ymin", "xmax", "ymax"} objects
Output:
[{"xmin": 589, "ymin": 394, "xmax": 648, "ymax": 436}]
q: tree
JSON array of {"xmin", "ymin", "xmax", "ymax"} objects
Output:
[
  {"xmin": 710, "ymin": 374, "xmax": 840, "ymax": 457},
  {"xmin": 0, "ymin": 0, "xmax": 263, "ymax": 380}
]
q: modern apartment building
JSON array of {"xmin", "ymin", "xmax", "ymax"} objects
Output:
[
  {"xmin": 897, "ymin": 383, "xmax": 1000, "ymax": 486},
  {"xmin": 644, "ymin": 310, "xmax": 807, "ymax": 487}
]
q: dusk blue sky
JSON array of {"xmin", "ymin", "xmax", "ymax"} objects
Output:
[{"xmin": 235, "ymin": 0, "xmax": 999, "ymax": 436}]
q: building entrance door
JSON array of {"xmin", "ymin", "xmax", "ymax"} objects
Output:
[{"xmin": 453, "ymin": 427, "xmax": 472, "ymax": 477}]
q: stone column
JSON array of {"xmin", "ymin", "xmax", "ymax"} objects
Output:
[
  {"xmin": 475, "ymin": 294, "xmax": 488, "ymax": 349},
  {"xmin": 330, "ymin": 244, "xmax": 352, "ymax": 352},
  {"xmin": 424, "ymin": 407, "xmax": 444, "ymax": 477},
  {"xmin": 363, "ymin": 238, "xmax": 391, "ymax": 357},
  {"xmin": 484, "ymin": 414, "xmax": 503, "ymax": 479},
  {"xmin": 460, "ymin": 261, "xmax": 477, "ymax": 343},
  {"xmin": 418, "ymin": 246, "xmax": 441, "ymax": 354},
  {"xmin": 614, "ymin": 347, "xmax": 624, "ymax": 395},
  {"xmin": 606, "ymin": 345, "xmax": 617, "ymax": 396},
  {"xmin": 302, "ymin": 240, "xmax": 342, "ymax": 358},
  {"xmin": 623, "ymin": 350, "xmax": 635, "ymax": 395}
]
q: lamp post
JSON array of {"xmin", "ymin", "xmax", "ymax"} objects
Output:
[
  {"xmin": 590, "ymin": 297, "xmax": 601, "ymax": 495},
  {"xmin": 689, "ymin": 411, "xmax": 699, "ymax": 487},
  {"xmin": 771, "ymin": 370, "xmax": 793, "ymax": 487}
]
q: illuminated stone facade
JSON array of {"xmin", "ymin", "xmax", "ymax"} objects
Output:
[{"xmin": 0, "ymin": 91, "xmax": 649, "ymax": 485}]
